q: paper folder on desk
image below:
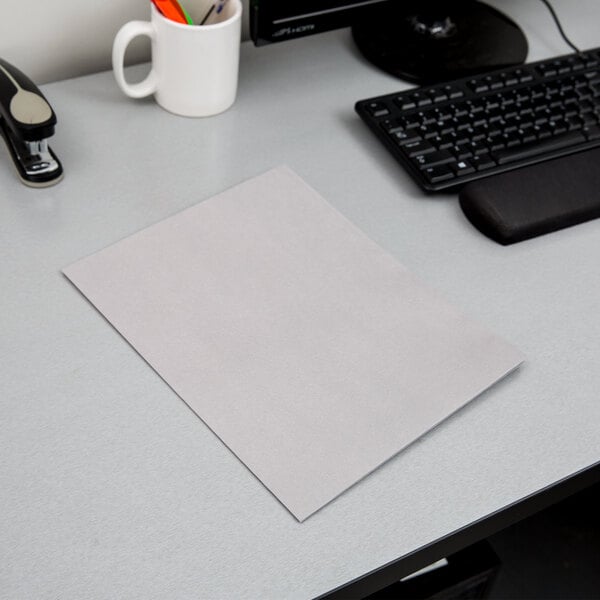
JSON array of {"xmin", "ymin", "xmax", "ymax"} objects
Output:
[{"xmin": 63, "ymin": 166, "xmax": 524, "ymax": 521}]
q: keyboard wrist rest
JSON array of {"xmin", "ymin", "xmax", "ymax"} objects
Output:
[{"xmin": 458, "ymin": 148, "xmax": 600, "ymax": 244}]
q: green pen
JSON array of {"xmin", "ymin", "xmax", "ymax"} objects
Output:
[{"xmin": 178, "ymin": 0, "xmax": 194, "ymax": 24}]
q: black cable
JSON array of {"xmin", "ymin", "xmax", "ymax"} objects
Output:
[{"xmin": 539, "ymin": 0, "xmax": 581, "ymax": 54}]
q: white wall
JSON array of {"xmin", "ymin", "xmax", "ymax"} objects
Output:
[{"xmin": 0, "ymin": 0, "xmax": 250, "ymax": 84}]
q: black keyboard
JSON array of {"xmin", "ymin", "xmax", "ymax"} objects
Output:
[{"xmin": 355, "ymin": 48, "xmax": 600, "ymax": 192}]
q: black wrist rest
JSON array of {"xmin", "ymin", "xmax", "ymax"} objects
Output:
[{"xmin": 458, "ymin": 148, "xmax": 600, "ymax": 245}]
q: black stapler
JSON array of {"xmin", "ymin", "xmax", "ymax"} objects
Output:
[{"xmin": 0, "ymin": 58, "xmax": 63, "ymax": 187}]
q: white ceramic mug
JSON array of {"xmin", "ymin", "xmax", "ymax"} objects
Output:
[{"xmin": 112, "ymin": 0, "xmax": 242, "ymax": 117}]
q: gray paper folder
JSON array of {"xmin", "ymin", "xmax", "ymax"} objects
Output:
[{"xmin": 63, "ymin": 166, "xmax": 524, "ymax": 521}]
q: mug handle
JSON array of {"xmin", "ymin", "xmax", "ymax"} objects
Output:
[{"xmin": 112, "ymin": 21, "xmax": 158, "ymax": 98}]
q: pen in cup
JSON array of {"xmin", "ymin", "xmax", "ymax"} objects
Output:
[
  {"xmin": 200, "ymin": 0, "xmax": 230, "ymax": 25},
  {"xmin": 151, "ymin": 0, "xmax": 193, "ymax": 24}
]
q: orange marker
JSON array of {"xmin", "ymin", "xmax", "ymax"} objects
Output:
[{"xmin": 151, "ymin": 0, "xmax": 192, "ymax": 24}]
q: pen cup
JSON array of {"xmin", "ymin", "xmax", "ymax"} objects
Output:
[{"xmin": 112, "ymin": 0, "xmax": 242, "ymax": 117}]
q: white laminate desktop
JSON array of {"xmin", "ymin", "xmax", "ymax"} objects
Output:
[{"xmin": 1, "ymin": 2, "xmax": 600, "ymax": 598}]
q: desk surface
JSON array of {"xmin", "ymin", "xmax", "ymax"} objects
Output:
[{"xmin": 2, "ymin": 1, "xmax": 600, "ymax": 598}]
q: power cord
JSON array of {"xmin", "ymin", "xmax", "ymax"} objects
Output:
[{"xmin": 539, "ymin": 0, "xmax": 581, "ymax": 54}]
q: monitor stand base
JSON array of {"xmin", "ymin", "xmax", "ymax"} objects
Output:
[{"xmin": 352, "ymin": 0, "xmax": 528, "ymax": 84}]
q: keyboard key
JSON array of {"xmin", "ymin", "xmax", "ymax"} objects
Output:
[
  {"xmin": 398, "ymin": 99, "xmax": 417, "ymax": 111},
  {"xmin": 471, "ymin": 155, "xmax": 497, "ymax": 170},
  {"xmin": 530, "ymin": 85, "xmax": 546, "ymax": 99},
  {"xmin": 422, "ymin": 165, "xmax": 454, "ymax": 183},
  {"xmin": 486, "ymin": 108, "xmax": 504, "ymax": 123},
  {"xmin": 454, "ymin": 116, "xmax": 471, "ymax": 130},
  {"xmin": 403, "ymin": 116, "xmax": 421, "ymax": 130},
  {"xmin": 451, "ymin": 160, "xmax": 476, "ymax": 176},
  {"xmin": 380, "ymin": 119, "xmax": 405, "ymax": 134},
  {"xmin": 564, "ymin": 106, "xmax": 579, "ymax": 118},
  {"xmin": 506, "ymin": 135, "xmax": 522, "ymax": 148},
  {"xmin": 411, "ymin": 91, "xmax": 432, "ymax": 107},
  {"xmin": 566, "ymin": 116, "xmax": 583, "ymax": 130},
  {"xmin": 469, "ymin": 102, "xmax": 486, "ymax": 115},
  {"xmin": 538, "ymin": 65, "xmax": 557, "ymax": 78},
  {"xmin": 434, "ymin": 107, "xmax": 454, "ymax": 121},
  {"xmin": 486, "ymin": 95, "xmax": 502, "ymax": 108},
  {"xmin": 519, "ymin": 105, "xmax": 534, "ymax": 117},
  {"xmin": 471, "ymin": 127, "xmax": 487, "ymax": 141},
  {"xmin": 579, "ymin": 100, "xmax": 595, "ymax": 114},
  {"xmin": 390, "ymin": 130, "xmax": 422, "ymax": 145},
  {"xmin": 469, "ymin": 141, "xmax": 490, "ymax": 156},
  {"xmin": 445, "ymin": 86, "xmax": 464, "ymax": 99},
  {"xmin": 418, "ymin": 125, "xmax": 439, "ymax": 139},
  {"xmin": 452, "ymin": 146, "xmax": 473, "ymax": 160},
  {"xmin": 536, "ymin": 125, "xmax": 553, "ymax": 139},
  {"xmin": 552, "ymin": 120, "xmax": 568, "ymax": 135},
  {"xmin": 365, "ymin": 102, "xmax": 390, "ymax": 117},
  {"xmin": 500, "ymin": 94, "xmax": 516, "ymax": 107},
  {"xmin": 402, "ymin": 139, "xmax": 436, "ymax": 157},
  {"xmin": 436, "ymin": 133, "xmax": 458, "ymax": 149},
  {"xmin": 429, "ymin": 89, "xmax": 448, "ymax": 103},
  {"xmin": 468, "ymin": 79, "xmax": 488, "ymax": 93},
  {"xmin": 412, "ymin": 150, "xmax": 455, "ymax": 169},
  {"xmin": 584, "ymin": 125, "xmax": 600, "ymax": 140},
  {"xmin": 418, "ymin": 110, "xmax": 437, "ymax": 125}
]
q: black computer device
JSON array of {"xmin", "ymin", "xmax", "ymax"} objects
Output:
[
  {"xmin": 355, "ymin": 47, "xmax": 600, "ymax": 191},
  {"xmin": 250, "ymin": 0, "xmax": 528, "ymax": 83}
]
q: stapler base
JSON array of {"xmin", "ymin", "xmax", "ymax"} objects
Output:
[{"xmin": 0, "ymin": 117, "xmax": 63, "ymax": 187}]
